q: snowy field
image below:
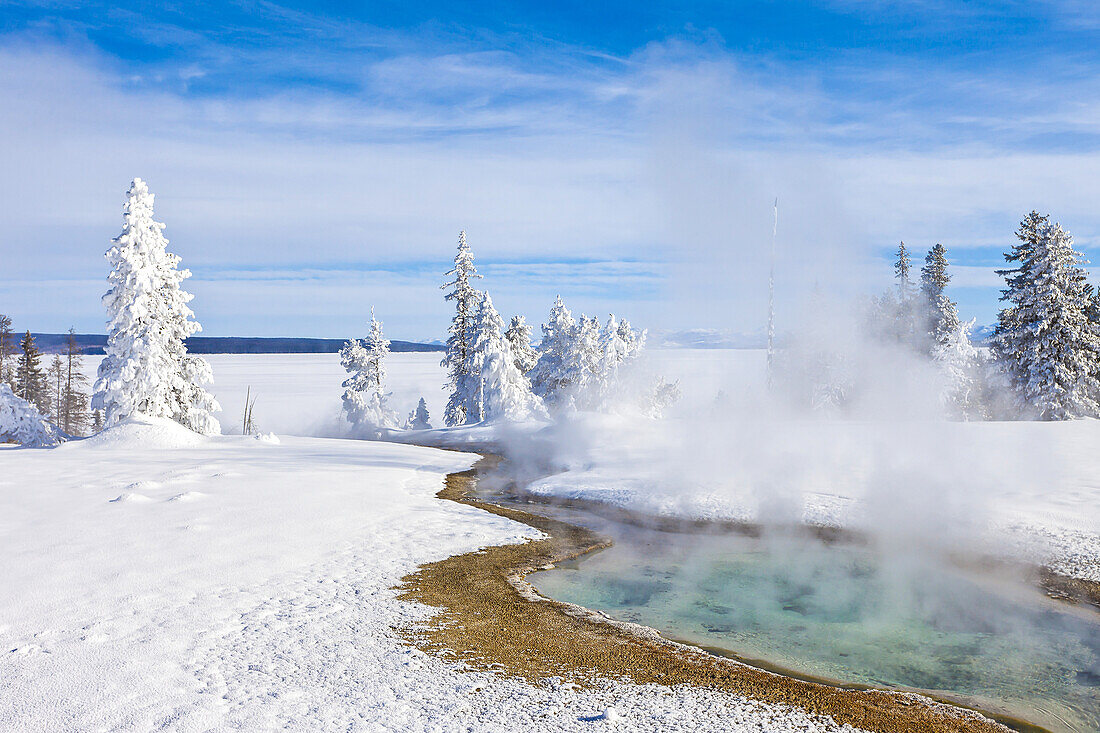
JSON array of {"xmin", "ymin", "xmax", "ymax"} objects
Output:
[
  {"xmin": 3, "ymin": 349, "xmax": 1099, "ymax": 731},
  {"xmin": 0, "ymin": 405, "xmax": 860, "ymax": 732},
  {"xmin": 80, "ymin": 349, "xmax": 1100, "ymax": 581}
]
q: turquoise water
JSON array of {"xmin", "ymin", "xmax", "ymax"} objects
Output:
[{"xmin": 529, "ymin": 524, "xmax": 1100, "ymax": 732}]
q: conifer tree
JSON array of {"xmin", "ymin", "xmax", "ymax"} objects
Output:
[
  {"xmin": 529, "ymin": 296, "xmax": 576, "ymax": 403},
  {"xmin": 0, "ymin": 383, "xmax": 63, "ymax": 446},
  {"xmin": 93, "ymin": 179, "xmax": 221, "ymax": 434},
  {"xmin": 469, "ymin": 294, "xmax": 545, "ymax": 422},
  {"xmin": 992, "ymin": 211, "xmax": 1100, "ymax": 419},
  {"xmin": 933, "ymin": 317, "xmax": 980, "ymax": 418},
  {"xmin": 892, "ymin": 241, "xmax": 919, "ymax": 342},
  {"xmin": 0, "ymin": 315, "xmax": 14, "ymax": 388},
  {"xmin": 340, "ymin": 308, "xmax": 398, "ymax": 436},
  {"xmin": 921, "ymin": 243, "xmax": 961, "ymax": 350},
  {"xmin": 441, "ymin": 230, "xmax": 484, "ymax": 426},
  {"xmin": 895, "ymin": 242, "xmax": 914, "ymax": 301},
  {"xmin": 505, "ymin": 315, "xmax": 539, "ymax": 374},
  {"xmin": 47, "ymin": 354, "xmax": 64, "ymax": 423},
  {"xmin": 61, "ymin": 328, "xmax": 89, "ymax": 435},
  {"xmin": 404, "ymin": 397, "xmax": 432, "ymax": 430},
  {"xmin": 15, "ymin": 331, "xmax": 48, "ymax": 413}
]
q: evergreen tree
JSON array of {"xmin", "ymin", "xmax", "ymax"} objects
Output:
[
  {"xmin": 340, "ymin": 308, "xmax": 398, "ymax": 436},
  {"xmin": 0, "ymin": 314, "xmax": 14, "ymax": 388},
  {"xmin": 505, "ymin": 315, "xmax": 539, "ymax": 374},
  {"xmin": 617, "ymin": 318, "xmax": 646, "ymax": 360},
  {"xmin": 441, "ymin": 230, "xmax": 484, "ymax": 426},
  {"xmin": 895, "ymin": 241, "xmax": 914, "ymax": 301},
  {"xmin": 469, "ymin": 294, "xmax": 545, "ymax": 422},
  {"xmin": 529, "ymin": 296, "xmax": 577, "ymax": 403},
  {"xmin": 93, "ymin": 179, "xmax": 221, "ymax": 434},
  {"xmin": 47, "ymin": 354, "xmax": 64, "ymax": 423},
  {"xmin": 934, "ymin": 318, "xmax": 980, "ymax": 418},
  {"xmin": 921, "ymin": 243, "xmax": 962, "ymax": 350},
  {"xmin": 892, "ymin": 241, "xmax": 919, "ymax": 342},
  {"xmin": 992, "ymin": 211, "xmax": 1100, "ymax": 419},
  {"xmin": 0, "ymin": 383, "xmax": 63, "ymax": 446},
  {"xmin": 404, "ymin": 397, "xmax": 432, "ymax": 430},
  {"xmin": 91, "ymin": 409, "xmax": 104, "ymax": 433},
  {"xmin": 60, "ymin": 328, "xmax": 90, "ymax": 435},
  {"xmin": 15, "ymin": 331, "xmax": 48, "ymax": 413}
]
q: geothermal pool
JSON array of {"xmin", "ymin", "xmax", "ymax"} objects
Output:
[{"xmin": 528, "ymin": 517, "xmax": 1100, "ymax": 732}]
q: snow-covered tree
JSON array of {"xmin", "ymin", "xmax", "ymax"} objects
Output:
[
  {"xmin": 0, "ymin": 383, "xmax": 63, "ymax": 446},
  {"xmin": 469, "ymin": 294, "xmax": 546, "ymax": 423},
  {"xmin": 568, "ymin": 315, "xmax": 603, "ymax": 403},
  {"xmin": 529, "ymin": 296, "xmax": 577, "ymax": 404},
  {"xmin": 15, "ymin": 331, "xmax": 47, "ymax": 414},
  {"xmin": 895, "ymin": 241, "xmax": 915, "ymax": 301},
  {"xmin": 920, "ymin": 243, "xmax": 961, "ymax": 349},
  {"xmin": 590, "ymin": 315, "xmax": 635, "ymax": 408},
  {"xmin": 60, "ymin": 329, "xmax": 89, "ymax": 435},
  {"xmin": 618, "ymin": 318, "xmax": 646, "ymax": 361},
  {"xmin": 992, "ymin": 212, "xmax": 1100, "ymax": 419},
  {"xmin": 505, "ymin": 315, "xmax": 539, "ymax": 374},
  {"xmin": 92, "ymin": 178, "xmax": 221, "ymax": 434},
  {"xmin": 934, "ymin": 318, "xmax": 980, "ymax": 418},
  {"xmin": 441, "ymin": 230, "xmax": 484, "ymax": 426},
  {"xmin": 404, "ymin": 397, "xmax": 432, "ymax": 430},
  {"xmin": 340, "ymin": 308, "xmax": 398, "ymax": 436},
  {"xmin": 47, "ymin": 354, "xmax": 64, "ymax": 422},
  {"xmin": 0, "ymin": 315, "xmax": 14, "ymax": 388}
]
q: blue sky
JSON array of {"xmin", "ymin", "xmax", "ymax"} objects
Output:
[{"xmin": 3, "ymin": 1, "xmax": 1100, "ymax": 339}]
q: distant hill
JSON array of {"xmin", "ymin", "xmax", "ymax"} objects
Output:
[
  {"xmin": 971, "ymin": 324, "xmax": 996, "ymax": 345},
  {"xmin": 28, "ymin": 334, "xmax": 446, "ymax": 355}
]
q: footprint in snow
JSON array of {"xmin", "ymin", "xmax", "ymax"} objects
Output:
[
  {"xmin": 167, "ymin": 491, "xmax": 205, "ymax": 502},
  {"xmin": 109, "ymin": 492, "xmax": 154, "ymax": 504}
]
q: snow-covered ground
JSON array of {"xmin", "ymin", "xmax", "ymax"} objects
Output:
[
  {"xmin": 0, "ymin": 412, "xmax": 862, "ymax": 732},
  {"xmin": 80, "ymin": 350, "xmax": 1100, "ymax": 582}
]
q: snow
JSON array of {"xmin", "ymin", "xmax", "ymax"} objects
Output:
[
  {"xmin": 71, "ymin": 350, "xmax": 1100, "ymax": 582},
  {"xmin": 0, "ymin": 399, "xmax": 861, "ymax": 732},
  {"xmin": 0, "ymin": 383, "xmax": 63, "ymax": 446}
]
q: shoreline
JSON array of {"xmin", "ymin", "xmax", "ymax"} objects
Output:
[{"xmin": 396, "ymin": 454, "xmax": 1037, "ymax": 733}]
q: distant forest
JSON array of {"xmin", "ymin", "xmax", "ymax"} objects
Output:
[{"xmin": 28, "ymin": 334, "xmax": 445, "ymax": 355}]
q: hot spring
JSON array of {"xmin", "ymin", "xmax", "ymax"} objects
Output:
[{"xmin": 524, "ymin": 506, "xmax": 1100, "ymax": 732}]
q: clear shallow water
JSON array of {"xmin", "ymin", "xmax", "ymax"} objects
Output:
[{"xmin": 529, "ymin": 522, "xmax": 1100, "ymax": 732}]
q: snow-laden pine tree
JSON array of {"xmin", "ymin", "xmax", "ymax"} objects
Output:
[
  {"xmin": 404, "ymin": 397, "xmax": 432, "ymax": 430},
  {"xmin": 93, "ymin": 179, "xmax": 221, "ymax": 434},
  {"xmin": 15, "ymin": 331, "xmax": 48, "ymax": 414},
  {"xmin": 61, "ymin": 329, "xmax": 90, "ymax": 435},
  {"xmin": 505, "ymin": 315, "xmax": 539, "ymax": 374},
  {"xmin": 469, "ymin": 294, "xmax": 545, "ymax": 422},
  {"xmin": 441, "ymin": 231, "xmax": 484, "ymax": 426},
  {"xmin": 617, "ymin": 319, "xmax": 646, "ymax": 360},
  {"xmin": 544, "ymin": 313, "xmax": 601, "ymax": 409},
  {"xmin": 0, "ymin": 315, "xmax": 15, "ymax": 388},
  {"xmin": 340, "ymin": 308, "xmax": 398, "ymax": 436},
  {"xmin": 530, "ymin": 296, "xmax": 577, "ymax": 404},
  {"xmin": 934, "ymin": 318, "xmax": 979, "ymax": 418},
  {"xmin": 920, "ymin": 244, "xmax": 961, "ymax": 348},
  {"xmin": 895, "ymin": 242, "xmax": 915, "ymax": 301},
  {"xmin": 892, "ymin": 241, "xmax": 920, "ymax": 344},
  {"xmin": 992, "ymin": 212, "xmax": 1100, "ymax": 419},
  {"xmin": 47, "ymin": 354, "xmax": 64, "ymax": 423},
  {"xmin": 0, "ymin": 383, "xmax": 63, "ymax": 446}
]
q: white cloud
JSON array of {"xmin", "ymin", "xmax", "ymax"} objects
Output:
[{"xmin": 5, "ymin": 34, "xmax": 1100, "ymax": 335}]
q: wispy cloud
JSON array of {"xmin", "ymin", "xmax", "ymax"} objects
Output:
[{"xmin": 5, "ymin": 2, "xmax": 1100, "ymax": 335}]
